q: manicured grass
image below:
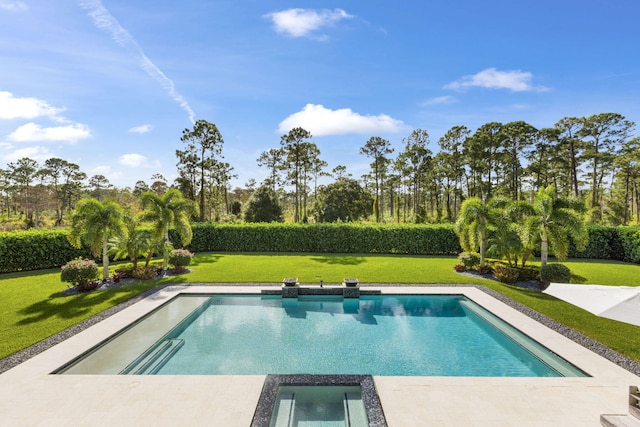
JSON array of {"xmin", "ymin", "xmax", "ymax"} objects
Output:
[
  {"xmin": 184, "ymin": 253, "xmax": 492, "ymax": 285},
  {"xmin": 1, "ymin": 253, "xmax": 639, "ymax": 364}
]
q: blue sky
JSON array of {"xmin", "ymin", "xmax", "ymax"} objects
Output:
[{"xmin": 1, "ymin": 0, "xmax": 639, "ymax": 189}]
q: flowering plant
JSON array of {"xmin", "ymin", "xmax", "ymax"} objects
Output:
[
  {"xmin": 168, "ymin": 249, "xmax": 194, "ymax": 272},
  {"xmin": 61, "ymin": 257, "xmax": 99, "ymax": 287}
]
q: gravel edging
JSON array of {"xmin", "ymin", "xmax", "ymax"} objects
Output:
[{"xmin": 1, "ymin": 282, "xmax": 640, "ymax": 377}]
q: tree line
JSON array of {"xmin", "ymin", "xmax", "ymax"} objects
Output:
[{"xmin": 1, "ymin": 112, "xmax": 639, "ymax": 230}]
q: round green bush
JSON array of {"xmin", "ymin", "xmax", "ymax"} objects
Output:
[
  {"xmin": 60, "ymin": 257, "xmax": 99, "ymax": 287},
  {"xmin": 540, "ymin": 263, "xmax": 572, "ymax": 284},
  {"xmin": 169, "ymin": 248, "xmax": 194, "ymax": 270}
]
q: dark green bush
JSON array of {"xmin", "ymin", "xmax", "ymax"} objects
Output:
[
  {"xmin": 493, "ymin": 264, "xmax": 520, "ymax": 284},
  {"xmin": 540, "ymin": 263, "xmax": 572, "ymax": 284},
  {"xmin": 517, "ymin": 266, "xmax": 540, "ymax": 281},
  {"xmin": 0, "ymin": 229, "xmax": 91, "ymax": 273},
  {"xmin": 175, "ymin": 223, "xmax": 462, "ymax": 255},
  {"xmin": 617, "ymin": 227, "xmax": 640, "ymax": 263}
]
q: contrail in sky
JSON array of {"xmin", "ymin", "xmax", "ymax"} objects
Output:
[{"xmin": 79, "ymin": 0, "xmax": 196, "ymax": 124}]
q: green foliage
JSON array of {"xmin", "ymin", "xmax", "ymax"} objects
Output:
[
  {"xmin": 2, "ymin": 223, "xmax": 640, "ymax": 274},
  {"xmin": 181, "ymin": 223, "xmax": 462, "ymax": 255},
  {"xmin": 169, "ymin": 248, "xmax": 194, "ymax": 268},
  {"xmin": 141, "ymin": 189, "xmax": 198, "ymax": 270},
  {"xmin": 244, "ymin": 185, "xmax": 284, "ymax": 223},
  {"xmin": 492, "ymin": 264, "xmax": 520, "ymax": 284},
  {"xmin": 0, "ymin": 229, "xmax": 91, "ymax": 273},
  {"xmin": 316, "ymin": 178, "xmax": 373, "ymax": 223},
  {"xmin": 517, "ymin": 266, "xmax": 540, "ymax": 281},
  {"xmin": 131, "ymin": 266, "xmax": 159, "ymax": 280},
  {"xmin": 68, "ymin": 198, "xmax": 125, "ymax": 279},
  {"xmin": 60, "ymin": 257, "xmax": 99, "ymax": 287},
  {"xmin": 540, "ymin": 263, "xmax": 572, "ymax": 284},
  {"xmin": 617, "ymin": 227, "xmax": 640, "ymax": 263},
  {"xmin": 458, "ymin": 252, "xmax": 480, "ymax": 269}
]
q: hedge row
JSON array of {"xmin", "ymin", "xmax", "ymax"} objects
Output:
[
  {"xmin": 2, "ymin": 224, "xmax": 640, "ymax": 274},
  {"xmin": 0, "ymin": 229, "xmax": 91, "ymax": 273},
  {"xmin": 567, "ymin": 225, "xmax": 640, "ymax": 263},
  {"xmin": 177, "ymin": 223, "xmax": 461, "ymax": 255}
]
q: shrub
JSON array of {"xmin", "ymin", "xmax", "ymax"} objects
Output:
[
  {"xmin": 458, "ymin": 252, "xmax": 480, "ymax": 269},
  {"xmin": 60, "ymin": 257, "xmax": 99, "ymax": 288},
  {"xmin": 454, "ymin": 264, "xmax": 467, "ymax": 272},
  {"xmin": 0, "ymin": 229, "xmax": 91, "ymax": 273},
  {"xmin": 493, "ymin": 264, "xmax": 520, "ymax": 284},
  {"xmin": 540, "ymin": 263, "xmax": 572, "ymax": 284},
  {"xmin": 477, "ymin": 264, "xmax": 492, "ymax": 275},
  {"xmin": 169, "ymin": 248, "xmax": 194, "ymax": 272},
  {"xmin": 518, "ymin": 266, "xmax": 540, "ymax": 281},
  {"xmin": 131, "ymin": 266, "xmax": 158, "ymax": 280}
]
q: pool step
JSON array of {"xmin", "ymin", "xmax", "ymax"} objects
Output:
[
  {"xmin": 601, "ymin": 386, "xmax": 640, "ymax": 427},
  {"xmin": 120, "ymin": 338, "xmax": 184, "ymax": 375}
]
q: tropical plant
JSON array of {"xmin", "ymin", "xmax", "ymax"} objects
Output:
[
  {"xmin": 457, "ymin": 252, "xmax": 480, "ymax": 269},
  {"xmin": 140, "ymin": 189, "xmax": 198, "ymax": 270},
  {"xmin": 68, "ymin": 198, "xmax": 125, "ymax": 279},
  {"xmin": 455, "ymin": 196, "xmax": 510, "ymax": 266},
  {"xmin": 108, "ymin": 211, "xmax": 150, "ymax": 270},
  {"xmin": 492, "ymin": 264, "xmax": 520, "ymax": 284},
  {"xmin": 511, "ymin": 185, "xmax": 588, "ymax": 266}
]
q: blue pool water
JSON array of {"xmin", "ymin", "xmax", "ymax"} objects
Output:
[{"xmin": 92, "ymin": 294, "xmax": 584, "ymax": 377}]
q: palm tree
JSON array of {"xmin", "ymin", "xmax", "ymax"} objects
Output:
[
  {"xmin": 108, "ymin": 211, "xmax": 150, "ymax": 270},
  {"xmin": 512, "ymin": 185, "xmax": 588, "ymax": 266},
  {"xmin": 68, "ymin": 198, "xmax": 125, "ymax": 279},
  {"xmin": 455, "ymin": 196, "xmax": 510, "ymax": 267},
  {"xmin": 140, "ymin": 189, "xmax": 198, "ymax": 270}
]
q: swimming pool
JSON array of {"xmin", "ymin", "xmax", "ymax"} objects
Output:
[{"xmin": 57, "ymin": 294, "xmax": 586, "ymax": 377}]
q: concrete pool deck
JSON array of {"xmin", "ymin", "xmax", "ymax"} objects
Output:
[{"xmin": 0, "ymin": 285, "xmax": 638, "ymax": 426}]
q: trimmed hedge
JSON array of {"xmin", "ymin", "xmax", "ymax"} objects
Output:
[
  {"xmin": 567, "ymin": 225, "xmax": 640, "ymax": 263},
  {"xmin": 2, "ymin": 223, "xmax": 640, "ymax": 274},
  {"xmin": 175, "ymin": 223, "xmax": 462, "ymax": 255},
  {"xmin": 0, "ymin": 229, "xmax": 91, "ymax": 273}
]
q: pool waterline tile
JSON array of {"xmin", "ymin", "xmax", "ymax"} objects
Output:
[{"xmin": 1, "ymin": 285, "xmax": 639, "ymax": 426}]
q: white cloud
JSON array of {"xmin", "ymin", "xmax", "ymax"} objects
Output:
[
  {"xmin": 419, "ymin": 96, "xmax": 457, "ymax": 107},
  {"xmin": 264, "ymin": 8, "xmax": 353, "ymax": 39},
  {"xmin": 118, "ymin": 153, "xmax": 160, "ymax": 169},
  {"xmin": 129, "ymin": 124, "xmax": 153, "ymax": 134},
  {"xmin": 80, "ymin": 0, "xmax": 196, "ymax": 124},
  {"xmin": 0, "ymin": 1, "xmax": 27, "ymax": 12},
  {"xmin": 278, "ymin": 104, "xmax": 407, "ymax": 136},
  {"xmin": 0, "ymin": 91, "xmax": 64, "ymax": 120},
  {"xmin": 445, "ymin": 68, "xmax": 548, "ymax": 92},
  {"xmin": 8, "ymin": 123, "xmax": 91, "ymax": 143},
  {"xmin": 90, "ymin": 165, "xmax": 111, "ymax": 175},
  {"xmin": 2, "ymin": 146, "xmax": 55, "ymax": 163}
]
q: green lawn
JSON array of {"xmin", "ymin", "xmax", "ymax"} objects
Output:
[{"xmin": 1, "ymin": 253, "xmax": 639, "ymax": 363}]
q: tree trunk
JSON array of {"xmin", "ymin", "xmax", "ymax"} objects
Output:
[
  {"xmin": 102, "ymin": 233, "xmax": 109, "ymax": 279},
  {"xmin": 540, "ymin": 239, "xmax": 548, "ymax": 267}
]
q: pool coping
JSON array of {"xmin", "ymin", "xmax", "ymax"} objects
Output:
[{"xmin": 1, "ymin": 284, "xmax": 640, "ymax": 426}]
